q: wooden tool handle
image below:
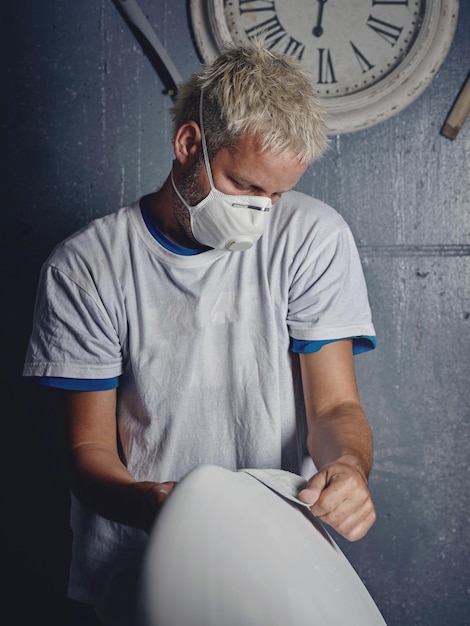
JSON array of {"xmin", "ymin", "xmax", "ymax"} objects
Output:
[{"xmin": 441, "ymin": 73, "xmax": 470, "ymax": 140}]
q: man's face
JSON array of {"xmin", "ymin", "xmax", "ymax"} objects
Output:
[
  {"xmin": 204, "ymin": 133, "xmax": 307, "ymax": 204},
  {"xmin": 181, "ymin": 134, "xmax": 307, "ymax": 205},
  {"xmin": 173, "ymin": 131, "xmax": 308, "ymax": 246}
]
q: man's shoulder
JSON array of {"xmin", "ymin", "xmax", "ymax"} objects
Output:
[
  {"xmin": 49, "ymin": 204, "xmax": 138, "ymax": 261},
  {"xmin": 270, "ymin": 190, "xmax": 348, "ymax": 237}
]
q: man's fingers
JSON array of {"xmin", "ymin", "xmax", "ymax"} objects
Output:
[
  {"xmin": 318, "ymin": 499, "xmax": 377, "ymax": 541},
  {"xmin": 297, "ymin": 466, "xmax": 376, "ymax": 541},
  {"xmin": 297, "ymin": 471, "xmax": 327, "ymax": 506},
  {"xmin": 153, "ymin": 480, "xmax": 177, "ymax": 503}
]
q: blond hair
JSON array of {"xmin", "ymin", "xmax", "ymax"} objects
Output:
[{"xmin": 171, "ymin": 42, "xmax": 328, "ymax": 163}]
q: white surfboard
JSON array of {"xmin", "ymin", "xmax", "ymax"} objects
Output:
[{"xmin": 138, "ymin": 464, "xmax": 387, "ymax": 626}]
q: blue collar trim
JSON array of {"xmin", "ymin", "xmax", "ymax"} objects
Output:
[{"xmin": 140, "ymin": 194, "xmax": 205, "ymax": 256}]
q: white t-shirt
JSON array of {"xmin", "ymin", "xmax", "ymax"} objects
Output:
[{"xmin": 23, "ymin": 190, "xmax": 375, "ymax": 624}]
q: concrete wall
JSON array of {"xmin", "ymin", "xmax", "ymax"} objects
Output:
[{"xmin": 2, "ymin": 1, "xmax": 469, "ymax": 624}]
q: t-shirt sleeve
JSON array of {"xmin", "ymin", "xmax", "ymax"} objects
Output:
[
  {"xmin": 286, "ymin": 225, "xmax": 375, "ymax": 343},
  {"xmin": 290, "ymin": 336, "xmax": 376, "ymax": 355},
  {"xmin": 23, "ymin": 262, "xmax": 123, "ymax": 380}
]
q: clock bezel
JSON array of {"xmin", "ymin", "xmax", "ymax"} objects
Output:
[{"xmin": 189, "ymin": 0, "xmax": 459, "ymax": 134}]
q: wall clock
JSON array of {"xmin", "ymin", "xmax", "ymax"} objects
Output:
[{"xmin": 189, "ymin": 0, "xmax": 459, "ymax": 134}]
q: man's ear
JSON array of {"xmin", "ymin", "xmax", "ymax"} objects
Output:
[{"xmin": 174, "ymin": 121, "xmax": 202, "ymax": 168}]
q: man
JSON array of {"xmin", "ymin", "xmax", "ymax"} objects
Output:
[{"xmin": 23, "ymin": 43, "xmax": 377, "ymax": 625}]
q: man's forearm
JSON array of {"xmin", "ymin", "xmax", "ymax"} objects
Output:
[
  {"xmin": 68, "ymin": 443, "xmax": 175, "ymax": 533},
  {"xmin": 55, "ymin": 388, "xmax": 176, "ymax": 533},
  {"xmin": 307, "ymin": 400, "xmax": 373, "ymax": 477}
]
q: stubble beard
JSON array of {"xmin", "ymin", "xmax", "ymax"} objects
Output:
[{"xmin": 172, "ymin": 158, "xmax": 206, "ymax": 247}]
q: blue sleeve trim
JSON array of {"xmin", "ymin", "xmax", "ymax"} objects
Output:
[
  {"xmin": 352, "ymin": 336, "xmax": 377, "ymax": 354},
  {"xmin": 290, "ymin": 336, "xmax": 376, "ymax": 355},
  {"xmin": 39, "ymin": 376, "xmax": 120, "ymax": 391}
]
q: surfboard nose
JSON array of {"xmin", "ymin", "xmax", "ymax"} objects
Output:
[{"xmin": 137, "ymin": 464, "xmax": 387, "ymax": 626}]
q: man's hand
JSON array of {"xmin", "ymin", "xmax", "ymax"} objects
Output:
[
  {"xmin": 139, "ymin": 480, "xmax": 178, "ymax": 534},
  {"xmin": 298, "ymin": 457, "xmax": 376, "ymax": 541}
]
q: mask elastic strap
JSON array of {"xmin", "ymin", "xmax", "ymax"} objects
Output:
[
  {"xmin": 199, "ymin": 89, "xmax": 216, "ymax": 190},
  {"xmin": 170, "ymin": 167, "xmax": 190, "ymax": 209}
]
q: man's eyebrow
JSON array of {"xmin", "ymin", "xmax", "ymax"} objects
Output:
[
  {"xmin": 230, "ymin": 173, "xmax": 258, "ymax": 187},
  {"xmin": 230, "ymin": 172, "xmax": 292, "ymax": 195}
]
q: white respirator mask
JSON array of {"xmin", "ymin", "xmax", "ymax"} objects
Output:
[{"xmin": 171, "ymin": 90, "xmax": 272, "ymax": 252}]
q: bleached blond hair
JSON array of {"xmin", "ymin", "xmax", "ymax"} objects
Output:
[{"xmin": 171, "ymin": 42, "xmax": 328, "ymax": 163}]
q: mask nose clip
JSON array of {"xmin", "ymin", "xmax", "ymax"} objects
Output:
[{"xmin": 231, "ymin": 202, "xmax": 271, "ymax": 212}]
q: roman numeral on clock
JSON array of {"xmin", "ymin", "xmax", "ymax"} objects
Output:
[
  {"xmin": 350, "ymin": 41, "xmax": 375, "ymax": 73},
  {"xmin": 372, "ymin": 0, "xmax": 409, "ymax": 5},
  {"xmin": 244, "ymin": 15, "xmax": 305, "ymax": 60},
  {"xmin": 239, "ymin": 0, "xmax": 276, "ymax": 12},
  {"xmin": 317, "ymin": 48, "xmax": 337, "ymax": 84},
  {"xmin": 367, "ymin": 15, "xmax": 403, "ymax": 46}
]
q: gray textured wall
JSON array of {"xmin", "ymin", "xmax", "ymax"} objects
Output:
[{"xmin": 1, "ymin": 1, "xmax": 469, "ymax": 625}]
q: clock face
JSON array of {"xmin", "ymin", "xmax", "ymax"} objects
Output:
[
  {"xmin": 224, "ymin": 0, "xmax": 423, "ymax": 99},
  {"xmin": 190, "ymin": 0, "xmax": 459, "ymax": 134}
]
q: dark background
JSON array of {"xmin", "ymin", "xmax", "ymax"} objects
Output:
[{"xmin": 1, "ymin": 1, "xmax": 469, "ymax": 624}]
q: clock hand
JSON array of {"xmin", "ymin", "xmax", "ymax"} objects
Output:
[{"xmin": 313, "ymin": 0, "xmax": 329, "ymax": 38}]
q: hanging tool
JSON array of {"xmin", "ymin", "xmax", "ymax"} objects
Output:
[
  {"xmin": 441, "ymin": 71, "xmax": 470, "ymax": 140},
  {"xmin": 113, "ymin": 0, "xmax": 184, "ymax": 99}
]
